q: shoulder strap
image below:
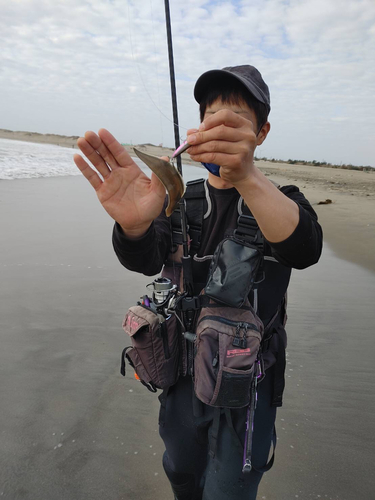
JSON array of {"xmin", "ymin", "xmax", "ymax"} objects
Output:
[
  {"xmin": 171, "ymin": 178, "xmax": 206, "ymax": 254},
  {"xmin": 171, "ymin": 182, "xmax": 272, "ymax": 253},
  {"xmin": 234, "ymin": 203, "xmax": 264, "ymax": 252}
]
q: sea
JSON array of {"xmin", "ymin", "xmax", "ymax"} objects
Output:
[{"xmin": 0, "ymin": 138, "xmax": 207, "ymax": 181}]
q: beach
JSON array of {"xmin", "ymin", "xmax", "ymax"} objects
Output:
[
  {"xmin": 1, "ymin": 128, "xmax": 374, "ymax": 272},
  {"xmin": 0, "ymin": 135, "xmax": 374, "ymax": 499}
]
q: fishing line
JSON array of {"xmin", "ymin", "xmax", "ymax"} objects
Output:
[
  {"xmin": 150, "ymin": 0, "xmax": 164, "ymax": 145},
  {"xmin": 126, "ymin": 0, "xmax": 189, "ymax": 138}
]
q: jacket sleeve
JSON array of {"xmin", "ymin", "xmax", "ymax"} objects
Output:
[
  {"xmin": 112, "ymin": 201, "xmax": 172, "ymax": 276},
  {"xmin": 266, "ymin": 185, "xmax": 323, "ymax": 269}
]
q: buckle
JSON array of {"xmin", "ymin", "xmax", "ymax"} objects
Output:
[
  {"xmin": 179, "ymin": 295, "xmax": 201, "ymax": 312},
  {"xmin": 233, "ymin": 215, "xmax": 264, "ymax": 249}
]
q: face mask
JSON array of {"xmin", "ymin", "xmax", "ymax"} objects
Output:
[{"xmin": 201, "ymin": 162, "xmax": 221, "ymax": 177}]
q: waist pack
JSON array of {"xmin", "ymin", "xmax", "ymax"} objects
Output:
[
  {"xmin": 120, "ymin": 305, "xmax": 180, "ymax": 392},
  {"xmin": 194, "ymin": 297, "xmax": 264, "ymax": 408}
]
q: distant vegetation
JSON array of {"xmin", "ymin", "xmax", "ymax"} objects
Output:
[{"xmin": 254, "ymin": 156, "xmax": 374, "ymax": 172}]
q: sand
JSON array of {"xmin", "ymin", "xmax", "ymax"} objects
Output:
[{"xmin": 0, "ymin": 132, "xmax": 374, "ymax": 499}]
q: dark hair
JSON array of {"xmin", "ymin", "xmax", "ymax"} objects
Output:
[{"xmin": 199, "ymin": 76, "xmax": 269, "ymax": 133}]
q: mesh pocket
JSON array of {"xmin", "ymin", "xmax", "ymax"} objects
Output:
[{"xmin": 213, "ymin": 366, "xmax": 254, "ymax": 408}]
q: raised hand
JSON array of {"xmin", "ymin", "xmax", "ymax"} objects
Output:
[
  {"xmin": 186, "ymin": 109, "xmax": 269, "ymax": 186},
  {"xmin": 74, "ymin": 129, "xmax": 166, "ymax": 238}
]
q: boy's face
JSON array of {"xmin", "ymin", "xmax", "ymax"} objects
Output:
[{"xmin": 203, "ymin": 97, "xmax": 259, "ymax": 133}]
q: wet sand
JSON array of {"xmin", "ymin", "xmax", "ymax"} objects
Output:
[
  {"xmin": 0, "ymin": 175, "xmax": 374, "ymax": 499},
  {"xmin": 258, "ymin": 246, "xmax": 375, "ymax": 500}
]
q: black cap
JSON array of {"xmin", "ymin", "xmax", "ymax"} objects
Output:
[{"xmin": 194, "ymin": 65, "xmax": 270, "ymax": 112}]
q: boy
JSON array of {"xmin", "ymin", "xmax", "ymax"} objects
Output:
[{"xmin": 74, "ymin": 65, "xmax": 322, "ymax": 500}]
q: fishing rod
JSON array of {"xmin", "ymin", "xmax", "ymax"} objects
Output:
[
  {"xmin": 164, "ymin": 0, "xmax": 182, "ymax": 177},
  {"xmin": 163, "ymin": 0, "xmax": 194, "ymax": 298}
]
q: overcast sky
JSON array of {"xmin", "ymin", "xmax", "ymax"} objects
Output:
[{"xmin": 1, "ymin": 0, "xmax": 374, "ymax": 166}]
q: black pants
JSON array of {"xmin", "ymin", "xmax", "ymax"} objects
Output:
[{"xmin": 158, "ymin": 370, "xmax": 277, "ymax": 500}]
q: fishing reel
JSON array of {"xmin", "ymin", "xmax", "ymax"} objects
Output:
[{"xmin": 140, "ymin": 277, "xmax": 178, "ymax": 318}]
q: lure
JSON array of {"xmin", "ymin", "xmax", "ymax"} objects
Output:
[{"xmin": 173, "ymin": 140, "xmax": 221, "ymax": 177}]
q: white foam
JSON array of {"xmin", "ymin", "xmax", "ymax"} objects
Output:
[{"xmin": 0, "ymin": 138, "xmax": 208, "ymax": 182}]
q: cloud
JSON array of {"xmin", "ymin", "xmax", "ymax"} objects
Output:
[{"xmin": 0, "ymin": 0, "xmax": 374, "ymax": 166}]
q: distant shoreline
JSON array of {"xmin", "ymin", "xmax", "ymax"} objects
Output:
[{"xmin": 0, "ymin": 128, "xmax": 373, "ymax": 172}]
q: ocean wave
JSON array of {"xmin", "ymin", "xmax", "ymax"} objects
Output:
[{"xmin": 0, "ymin": 138, "xmax": 206, "ymax": 181}]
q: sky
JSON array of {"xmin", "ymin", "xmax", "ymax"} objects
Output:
[{"xmin": 0, "ymin": 0, "xmax": 374, "ymax": 167}]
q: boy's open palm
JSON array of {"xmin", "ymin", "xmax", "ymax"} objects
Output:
[{"xmin": 74, "ymin": 129, "xmax": 166, "ymax": 235}]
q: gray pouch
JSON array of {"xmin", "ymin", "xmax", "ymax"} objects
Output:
[{"xmin": 204, "ymin": 237, "xmax": 262, "ymax": 308}]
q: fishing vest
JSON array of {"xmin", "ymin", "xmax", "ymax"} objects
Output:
[{"xmin": 162, "ymin": 178, "xmax": 287, "ymax": 407}]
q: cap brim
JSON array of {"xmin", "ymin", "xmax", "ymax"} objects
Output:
[{"xmin": 194, "ymin": 69, "xmax": 269, "ymax": 110}]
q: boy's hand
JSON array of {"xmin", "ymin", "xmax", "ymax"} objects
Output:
[
  {"xmin": 186, "ymin": 110, "xmax": 258, "ymax": 186},
  {"xmin": 74, "ymin": 129, "xmax": 166, "ymax": 238}
]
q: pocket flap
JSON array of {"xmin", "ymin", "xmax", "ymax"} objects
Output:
[{"xmin": 122, "ymin": 306, "xmax": 159, "ymax": 337}]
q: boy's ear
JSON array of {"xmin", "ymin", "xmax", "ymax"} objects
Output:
[{"xmin": 256, "ymin": 122, "xmax": 270, "ymax": 146}]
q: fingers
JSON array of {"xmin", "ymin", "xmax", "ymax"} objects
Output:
[
  {"xmin": 189, "ymin": 151, "xmax": 236, "ymax": 167},
  {"xmin": 84, "ymin": 131, "xmax": 118, "ymax": 172},
  {"xmin": 98, "ymin": 129, "xmax": 135, "ymax": 168},
  {"xmin": 186, "ymin": 128, "xmax": 199, "ymax": 136},
  {"xmin": 188, "ymin": 140, "xmax": 248, "ymax": 157},
  {"xmin": 199, "ymin": 109, "xmax": 249, "ymax": 131},
  {"xmin": 73, "ymin": 153, "xmax": 102, "ymax": 191},
  {"xmin": 77, "ymin": 135, "xmax": 112, "ymax": 180},
  {"xmin": 187, "ymin": 125, "xmax": 244, "ymax": 147}
]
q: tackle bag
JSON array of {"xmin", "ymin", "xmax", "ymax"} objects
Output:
[
  {"xmin": 120, "ymin": 305, "xmax": 180, "ymax": 391},
  {"xmin": 193, "ymin": 296, "xmax": 264, "ymax": 408}
]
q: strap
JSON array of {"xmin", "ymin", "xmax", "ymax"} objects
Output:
[
  {"xmin": 158, "ymin": 386, "xmax": 170, "ymax": 427},
  {"xmin": 235, "ymin": 202, "xmax": 264, "ymax": 248},
  {"xmin": 264, "ymin": 306, "xmax": 282, "ymax": 337},
  {"xmin": 224, "ymin": 408, "xmax": 244, "ymax": 455},
  {"xmin": 209, "ymin": 407, "xmax": 222, "ymax": 458},
  {"xmin": 252, "ymin": 425, "xmax": 277, "ymax": 473},
  {"xmin": 170, "ymin": 204, "xmax": 184, "ymax": 246},
  {"xmin": 120, "ymin": 346, "xmax": 133, "ymax": 376},
  {"xmin": 192, "ymin": 387, "xmax": 204, "ymax": 418},
  {"xmin": 234, "ymin": 214, "xmax": 263, "ymax": 251},
  {"xmin": 170, "ymin": 179, "xmax": 206, "ymax": 253},
  {"xmin": 271, "ymin": 335, "xmax": 286, "ymax": 407},
  {"xmin": 171, "ymin": 180, "xmax": 265, "ymax": 254},
  {"xmin": 120, "ymin": 346, "xmax": 157, "ymax": 393},
  {"xmin": 234, "ymin": 206, "xmax": 265, "ymax": 308}
]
